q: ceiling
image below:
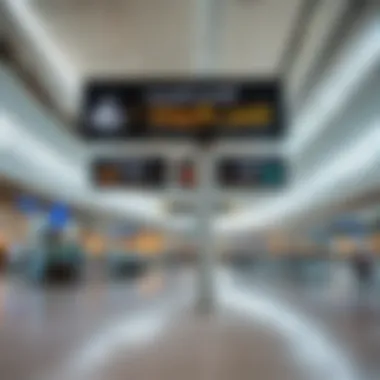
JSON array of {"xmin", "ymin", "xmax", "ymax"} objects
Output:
[
  {"xmin": 1, "ymin": 0, "xmax": 379, "ymax": 238},
  {"xmin": 2, "ymin": 0, "xmax": 302, "ymax": 115},
  {"xmin": 30, "ymin": 0, "xmax": 301, "ymax": 74}
]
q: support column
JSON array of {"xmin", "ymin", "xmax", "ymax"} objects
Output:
[
  {"xmin": 193, "ymin": 0, "xmax": 226, "ymax": 312},
  {"xmin": 194, "ymin": 0, "xmax": 226, "ymax": 73},
  {"xmin": 196, "ymin": 147, "xmax": 216, "ymax": 312}
]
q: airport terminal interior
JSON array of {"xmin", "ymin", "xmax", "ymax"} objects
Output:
[{"xmin": 0, "ymin": 0, "xmax": 380, "ymax": 379}]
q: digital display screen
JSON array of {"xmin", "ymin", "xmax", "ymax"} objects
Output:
[
  {"xmin": 92, "ymin": 157, "xmax": 167, "ymax": 189},
  {"xmin": 80, "ymin": 79, "xmax": 285, "ymax": 141},
  {"xmin": 216, "ymin": 156, "xmax": 287, "ymax": 190}
]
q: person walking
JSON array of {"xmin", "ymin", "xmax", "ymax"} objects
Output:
[{"xmin": 351, "ymin": 245, "xmax": 374, "ymax": 299}]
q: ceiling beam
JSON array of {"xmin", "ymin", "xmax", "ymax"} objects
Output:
[
  {"xmin": 278, "ymin": 0, "xmax": 320, "ymax": 77},
  {"xmin": 193, "ymin": 0, "xmax": 227, "ymax": 73},
  {"xmin": 295, "ymin": 0, "xmax": 372, "ymax": 109}
]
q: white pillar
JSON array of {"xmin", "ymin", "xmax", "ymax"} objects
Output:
[
  {"xmin": 193, "ymin": 0, "xmax": 226, "ymax": 73},
  {"xmin": 196, "ymin": 147, "xmax": 216, "ymax": 312},
  {"xmin": 193, "ymin": 0, "xmax": 226, "ymax": 312}
]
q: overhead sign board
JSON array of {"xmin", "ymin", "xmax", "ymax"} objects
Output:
[
  {"xmin": 216, "ymin": 156, "xmax": 287, "ymax": 190},
  {"xmin": 91, "ymin": 157, "xmax": 167, "ymax": 189},
  {"xmin": 80, "ymin": 79, "xmax": 285, "ymax": 141}
]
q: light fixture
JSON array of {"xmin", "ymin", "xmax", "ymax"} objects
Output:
[
  {"xmin": 3, "ymin": 112, "xmax": 83, "ymax": 185},
  {"xmin": 4, "ymin": 0, "xmax": 80, "ymax": 110},
  {"xmin": 288, "ymin": 15, "xmax": 380, "ymax": 156},
  {"xmin": 217, "ymin": 119, "xmax": 380, "ymax": 233},
  {"xmin": 0, "ymin": 112, "xmax": 21, "ymax": 152}
]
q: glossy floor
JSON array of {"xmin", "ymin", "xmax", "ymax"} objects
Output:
[{"xmin": 0, "ymin": 265, "xmax": 379, "ymax": 380}]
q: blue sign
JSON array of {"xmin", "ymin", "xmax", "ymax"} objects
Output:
[{"xmin": 48, "ymin": 203, "xmax": 71, "ymax": 230}]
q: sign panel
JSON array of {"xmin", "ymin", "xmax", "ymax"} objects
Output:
[
  {"xmin": 216, "ymin": 156, "xmax": 287, "ymax": 190},
  {"xmin": 167, "ymin": 200, "xmax": 234, "ymax": 215},
  {"xmin": 92, "ymin": 157, "xmax": 167, "ymax": 189},
  {"xmin": 48, "ymin": 203, "xmax": 71, "ymax": 231},
  {"xmin": 80, "ymin": 79, "xmax": 284, "ymax": 141}
]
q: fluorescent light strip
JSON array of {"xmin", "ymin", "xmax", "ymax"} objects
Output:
[
  {"xmin": 0, "ymin": 111, "xmax": 18, "ymax": 151},
  {"xmin": 2, "ymin": 112, "xmax": 168, "ymax": 224},
  {"xmin": 288, "ymin": 16, "xmax": 380, "ymax": 156},
  {"xmin": 2, "ymin": 112, "xmax": 83, "ymax": 187},
  {"xmin": 217, "ymin": 120, "xmax": 380, "ymax": 233},
  {"xmin": 5, "ymin": 0, "xmax": 79, "ymax": 104}
]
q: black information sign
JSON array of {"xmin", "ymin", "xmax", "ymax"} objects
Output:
[
  {"xmin": 80, "ymin": 79, "xmax": 285, "ymax": 141},
  {"xmin": 216, "ymin": 156, "xmax": 287, "ymax": 190},
  {"xmin": 91, "ymin": 157, "xmax": 167, "ymax": 189}
]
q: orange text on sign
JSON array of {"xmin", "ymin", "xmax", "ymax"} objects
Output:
[{"xmin": 148, "ymin": 103, "xmax": 274, "ymax": 129}]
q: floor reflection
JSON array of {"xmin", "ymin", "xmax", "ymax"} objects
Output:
[{"xmin": 0, "ymin": 267, "xmax": 378, "ymax": 380}]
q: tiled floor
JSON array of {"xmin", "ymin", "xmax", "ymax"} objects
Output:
[{"xmin": 0, "ymin": 266, "xmax": 379, "ymax": 380}]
